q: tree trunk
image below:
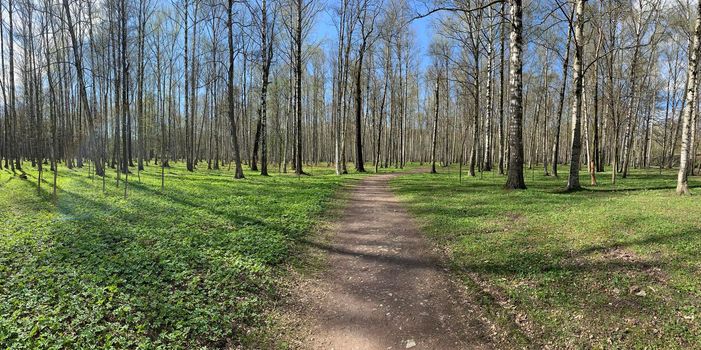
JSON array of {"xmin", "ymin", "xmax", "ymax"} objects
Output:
[
  {"xmin": 566, "ymin": 0, "xmax": 585, "ymax": 191},
  {"xmin": 227, "ymin": 0, "xmax": 244, "ymax": 178},
  {"xmin": 121, "ymin": 0, "xmax": 129, "ymax": 198},
  {"xmin": 294, "ymin": 0, "xmax": 304, "ymax": 175},
  {"xmin": 354, "ymin": 38, "xmax": 368, "ymax": 173},
  {"xmin": 484, "ymin": 24, "xmax": 494, "ymax": 172},
  {"xmin": 137, "ymin": 0, "xmax": 146, "ymax": 171},
  {"xmin": 431, "ymin": 73, "xmax": 440, "ymax": 174},
  {"xmin": 259, "ymin": 0, "xmax": 272, "ymax": 176},
  {"xmin": 552, "ymin": 9, "xmax": 574, "ymax": 178},
  {"xmin": 505, "ymin": 0, "xmax": 526, "ymax": 189},
  {"xmin": 678, "ymin": 0, "xmax": 701, "ymax": 194},
  {"xmin": 498, "ymin": 0, "xmax": 506, "ymax": 175},
  {"xmin": 62, "ymin": 0, "xmax": 104, "ymax": 176}
]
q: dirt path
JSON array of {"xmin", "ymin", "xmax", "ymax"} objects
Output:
[{"xmin": 291, "ymin": 173, "xmax": 494, "ymax": 350}]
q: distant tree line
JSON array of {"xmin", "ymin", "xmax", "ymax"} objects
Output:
[{"xmin": 0, "ymin": 0, "xmax": 700, "ymax": 196}]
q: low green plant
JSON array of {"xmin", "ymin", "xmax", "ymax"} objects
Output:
[
  {"xmin": 392, "ymin": 166, "xmax": 701, "ymax": 348},
  {"xmin": 0, "ymin": 162, "xmax": 370, "ymax": 349}
]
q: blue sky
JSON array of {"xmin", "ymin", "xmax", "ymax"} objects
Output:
[
  {"xmin": 310, "ymin": 1, "xmax": 434, "ymax": 72},
  {"xmin": 408, "ymin": 16, "xmax": 434, "ymax": 71}
]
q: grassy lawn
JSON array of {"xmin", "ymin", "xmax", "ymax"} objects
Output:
[
  {"xmin": 391, "ymin": 165, "xmax": 701, "ymax": 349},
  {"xmin": 0, "ymin": 162, "xmax": 370, "ymax": 349}
]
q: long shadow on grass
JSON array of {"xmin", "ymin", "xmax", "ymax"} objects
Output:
[
  {"xmin": 392, "ymin": 169, "xmax": 701, "ymax": 345},
  {"xmin": 126, "ymin": 180, "xmax": 325, "ymax": 239},
  {"xmin": 578, "ymin": 184, "xmax": 701, "ymax": 193},
  {"xmin": 397, "ymin": 170, "xmax": 701, "ymax": 194},
  {"xmin": 450, "ymin": 227, "xmax": 698, "ymax": 309},
  {"xmin": 301, "ymin": 239, "xmax": 442, "ymax": 269},
  {"xmin": 46, "ymin": 175, "xmax": 309, "ymax": 280},
  {"xmin": 6, "ymin": 170, "xmax": 333, "ymax": 346}
]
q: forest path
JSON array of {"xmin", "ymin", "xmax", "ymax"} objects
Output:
[{"xmin": 289, "ymin": 173, "xmax": 494, "ymax": 350}]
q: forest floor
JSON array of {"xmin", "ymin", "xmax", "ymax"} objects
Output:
[
  {"xmin": 4, "ymin": 162, "xmax": 701, "ymax": 349},
  {"xmin": 0, "ymin": 162, "xmax": 374, "ymax": 349},
  {"xmin": 391, "ymin": 165, "xmax": 701, "ymax": 349},
  {"xmin": 282, "ymin": 172, "xmax": 495, "ymax": 349}
]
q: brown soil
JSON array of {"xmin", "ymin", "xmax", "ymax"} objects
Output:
[{"xmin": 288, "ymin": 173, "xmax": 494, "ymax": 350}]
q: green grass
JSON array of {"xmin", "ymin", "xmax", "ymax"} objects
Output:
[
  {"xmin": 391, "ymin": 165, "xmax": 701, "ymax": 349},
  {"xmin": 0, "ymin": 161, "xmax": 377, "ymax": 349}
]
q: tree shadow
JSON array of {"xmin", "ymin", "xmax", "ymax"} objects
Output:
[{"xmin": 1, "ymin": 165, "xmax": 353, "ymax": 347}]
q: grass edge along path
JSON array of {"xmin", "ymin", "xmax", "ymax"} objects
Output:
[
  {"xmin": 0, "ymin": 162, "xmax": 402, "ymax": 349},
  {"xmin": 391, "ymin": 165, "xmax": 701, "ymax": 349}
]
